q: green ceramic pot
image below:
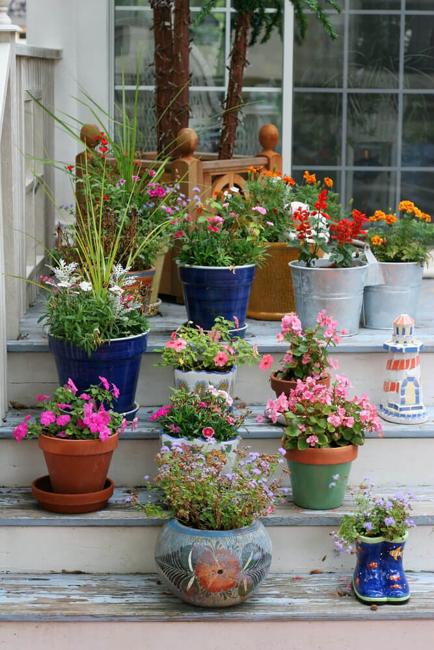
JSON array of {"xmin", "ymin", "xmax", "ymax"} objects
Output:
[{"xmin": 286, "ymin": 445, "xmax": 358, "ymax": 510}]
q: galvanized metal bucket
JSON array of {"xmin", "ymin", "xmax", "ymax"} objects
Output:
[
  {"xmin": 362, "ymin": 262, "xmax": 423, "ymax": 329},
  {"xmin": 289, "ymin": 260, "xmax": 369, "ymax": 336}
]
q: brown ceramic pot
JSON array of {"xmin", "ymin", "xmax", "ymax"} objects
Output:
[
  {"xmin": 31, "ymin": 476, "xmax": 115, "ymax": 514},
  {"xmin": 247, "ymin": 243, "xmax": 299, "ymax": 320},
  {"xmin": 38, "ymin": 433, "xmax": 119, "ymax": 494},
  {"xmin": 270, "ymin": 371, "xmax": 330, "ymax": 398}
]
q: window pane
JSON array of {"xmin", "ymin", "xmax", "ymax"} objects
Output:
[
  {"xmin": 347, "ymin": 93, "xmax": 398, "ymax": 167},
  {"xmin": 402, "ymin": 95, "xmax": 434, "ymax": 166},
  {"xmin": 191, "ymin": 12, "xmax": 225, "ymax": 86},
  {"xmin": 114, "ymin": 10, "xmax": 154, "ymax": 85},
  {"xmin": 404, "ymin": 15, "xmax": 434, "ymax": 89},
  {"xmin": 348, "ymin": 14, "xmax": 400, "ymax": 88},
  {"xmin": 400, "ymin": 172, "xmax": 434, "ymax": 215},
  {"xmin": 235, "ymin": 19, "xmax": 283, "ymax": 87},
  {"xmin": 114, "ymin": 89, "xmax": 156, "ymax": 151},
  {"xmin": 190, "ymin": 90, "xmax": 224, "ymax": 152},
  {"xmin": 350, "ymin": 0, "xmax": 401, "ymax": 8},
  {"xmin": 235, "ymin": 92, "xmax": 282, "ymax": 155},
  {"xmin": 405, "ymin": 0, "xmax": 434, "ymax": 9},
  {"xmin": 346, "ymin": 170, "xmax": 397, "ymax": 215},
  {"xmin": 293, "ymin": 93, "xmax": 342, "ymax": 166},
  {"xmin": 293, "ymin": 14, "xmax": 344, "ymax": 88}
]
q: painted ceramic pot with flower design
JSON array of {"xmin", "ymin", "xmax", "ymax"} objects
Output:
[
  {"xmin": 151, "ymin": 386, "xmax": 246, "ymax": 468},
  {"xmin": 12, "ymin": 379, "xmax": 127, "ymax": 514},
  {"xmin": 269, "ymin": 310, "xmax": 343, "ymax": 399},
  {"xmin": 158, "ymin": 318, "xmax": 269, "ymax": 398},
  {"xmin": 333, "ymin": 484, "xmax": 414, "ymax": 604},
  {"xmin": 268, "ymin": 375, "xmax": 382, "ymax": 509},
  {"xmin": 363, "ymin": 201, "xmax": 432, "ymax": 329},
  {"xmin": 137, "ymin": 445, "xmax": 282, "ymax": 607}
]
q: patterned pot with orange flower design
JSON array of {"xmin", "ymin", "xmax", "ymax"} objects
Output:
[{"xmin": 155, "ymin": 519, "xmax": 272, "ymax": 607}]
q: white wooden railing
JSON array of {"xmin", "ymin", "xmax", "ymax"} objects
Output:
[{"xmin": 0, "ymin": 7, "xmax": 61, "ymax": 415}]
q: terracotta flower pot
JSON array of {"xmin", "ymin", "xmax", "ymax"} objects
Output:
[
  {"xmin": 31, "ymin": 476, "xmax": 115, "ymax": 514},
  {"xmin": 285, "ymin": 444, "xmax": 358, "ymax": 509},
  {"xmin": 38, "ymin": 433, "xmax": 119, "ymax": 494},
  {"xmin": 270, "ymin": 371, "xmax": 330, "ymax": 398},
  {"xmin": 247, "ymin": 243, "xmax": 299, "ymax": 321}
]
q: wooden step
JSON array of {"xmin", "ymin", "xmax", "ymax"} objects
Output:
[{"xmin": 0, "ymin": 485, "xmax": 432, "ymax": 573}]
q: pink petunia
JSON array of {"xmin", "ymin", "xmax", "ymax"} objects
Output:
[
  {"xmin": 56, "ymin": 414, "xmax": 71, "ymax": 427},
  {"xmin": 40, "ymin": 410, "xmax": 56, "ymax": 426},
  {"xmin": 173, "ymin": 339, "xmax": 187, "ymax": 352},
  {"xmin": 111, "ymin": 383, "xmax": 120, "ymax": 399},
  {"xmin": 79, "ymin": 393, "xmax": 91, "ymax": 401},
  {"xmin": 13, "ymin": 415, "xmax": 31, "ymax": 442},
  {"xmin": 259, "ymin": 354, "xmax": 274, "ymax": 371},
  {"xmin": 56, "ymin": 403, "xmax": 72, "ymax": 410},
  {"xmin": 66, "ymin": 378, "xmax": 78, "ymax": 394},
  {"xmin": 213, "ymin": 351, "xmax": 229, "ymax": 368},
  {"xmin": 99, "ymin": 376, "xmax": 110, "ymax": 391},
  {"xmin": 36, "ymin": 393, "xmax": 50, "ymax": 403}
]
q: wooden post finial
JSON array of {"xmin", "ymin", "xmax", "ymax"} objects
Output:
[
  {"xmin": 258, "ymin": 123, "xmax": 279, "ymax": 153},
  {"xmin": 80, "ymin": 124, "xmax": 101, "ymax": 149},
  {"xmin": 176, "ymin": 128, "xmax": 199, "ymax": 159}
]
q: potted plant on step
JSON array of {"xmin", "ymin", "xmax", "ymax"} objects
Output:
[
  {"xmin": 176, "ymin": 193, "xmax": 267, "ymax": 335},
  {"xmin": 267, "ymin": 375, "xmax": 382, "ymax": 509},
  {"xmin": 270, "ymin": 310, "xmax": 342, "ymax": 398},
  {"xmin": 151, "ymin": 387, "xmax": 245, "ymax": 467},
  {"xmin": 135, "ymin": 445, "xmax": 283, "ymax": 607},
  {"xmin": 13, "ymin": 379, "xmax": 126, "ymax": 513},
  {"xmin": 363, "ymin": 201, "xmax": 432, "ymax": 329},
  {"xmin": 246, "ymin": 170, "xmax": 342, "ymax": 320},
  {"xmin": 158, "ymin": 317, "xmax": 265, "ymax": 396},
  {"xmin": 333, "ymin": 482, "xmax": 414, "ymax": 604},
  {"xmin": 289, "ymin": 181, "xmax": 370, "ymax": 335}
]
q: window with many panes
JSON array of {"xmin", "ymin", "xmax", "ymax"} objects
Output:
[
  {"xmin": 113, "ymin": 0, "xmax": 283, "ymax": 155},
  {"xmin": 292, "ymin": 0, "xmax": 434, "ymax": 215}
]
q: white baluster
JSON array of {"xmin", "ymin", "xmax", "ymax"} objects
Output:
[{"xmin": 0, "ymin": 0, "xmax": 11, "ymax": 25}]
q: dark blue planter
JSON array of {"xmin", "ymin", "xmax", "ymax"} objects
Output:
[
  {"xmin": 352, "ymin": 534, "xmax": 410, "ymax": 604},
  {"xmin": 48, "ymin": 332, "xmax": 148, "ymax": 419},
  {"xmin": 178, "ymin": 264, "xmax": 256, "ymax": 337}
]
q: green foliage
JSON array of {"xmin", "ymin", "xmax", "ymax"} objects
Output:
[
  {"xmin": 135, "ymin": 445, "xmax": 283, "ymax": 530},
  {"xmin": 176, "ymin": 193, "xmax": 267, "ymax": 267},
  {"xmin": 152, "ymin": 387, "xmax": 245, "ymax": 442},
  {"xmin": 333, "ymin": 482, "xmax": 415, "ymax": 550},
  {"xmin": 158, "ymin": 317, "xmax": 260, "ymax": 371},
  {"xmin": 369, "ymin": 202, "xmax": 433, "ymax": 265}
]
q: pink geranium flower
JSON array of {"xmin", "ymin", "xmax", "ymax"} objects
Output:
[
  {"xmin": 56, "ymin": 414, "xmax": 71, "ymax": 427},
  {"xmin": 99, "ymin": 376, "xmax": 110, "ymax": 391},
  {"xmin": 36, "ymin": 394, "xmax": 50, "ymax": 403},
  {"xmin": 66, "ymin": 378, "xmax": 78, "ymax": 394},
  {"xmin": 13, "ymin": 415, "xmax": 31, "ymax": 442},
  {"xmin": 213, "ymin": 351, "xmax": 229, "ymax": 368},
  {"xmin": 111, "ymin": 383, "xmax": 120, "ymax": 399},
  {"xmin": 259, "ymin": 354, "xmax": 274, "ymax": 371},
  {"xmin": 79, "ymin": 393, "xmax": 91, "ymax": 401},
  {"xmin": 40, "ymin": 410, "xmax": 56, "ymax": 426}
]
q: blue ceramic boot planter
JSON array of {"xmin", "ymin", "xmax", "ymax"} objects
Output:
[
  {"xmin": 352, "ymin": 534, "xmax": 410, "ymax": 605},
  {"xmin": 48, "ymin": 331, "xmax": 149, "ymax": 419},
  {"xmin": 353, "ymin": 536, "xmax": 387, "ymax": 604},
  {"xmin": 155, "ymin": 519, "xmax": 272, "ymax": 607},
  {"xmin": 382, "ymin": 534, "xmax": 410, "ymax": 603},
  {"xmin": 178, "ymin": 264, "xmax": 256, "ymax": 337}
]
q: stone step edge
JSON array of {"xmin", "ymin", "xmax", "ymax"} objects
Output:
[
  {"xmin": 2, "ymin": 407, "xmax": 434, "ymax": 440},
  {"xmin": 0, "ymin": 485, "xmax": 432, "ymax": 527},
  {"xmin": 0, "ymin": 572, "xmax": 432, "ymax": 622}
]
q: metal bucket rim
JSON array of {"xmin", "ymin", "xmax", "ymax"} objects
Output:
[{"xmin": 289, "ymin": 260, "xmax": 368, "ymax": 272}]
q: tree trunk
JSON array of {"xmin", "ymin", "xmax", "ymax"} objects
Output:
[
  {"xmin": 218, "ymin": 11, "xmax": 250, "ymax": 160},
  {"xmin": 171, "ymin": 0, "xmax": 190, "ymax": 144},
  {"xmin": 151, "ymin": 1, "xmax": 176, "ymax": 157}
]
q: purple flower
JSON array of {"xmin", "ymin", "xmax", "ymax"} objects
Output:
[
  {"xmin": 384, "ymin": 516, "xmax": 395, "ymax": 527},
  {"xmin": 363, "ymin": 521, "xmax": 373, "ymax": 531}
]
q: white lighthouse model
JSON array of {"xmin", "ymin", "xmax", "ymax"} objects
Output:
[{"xmin": 379, "ymin": 314, "xmax": 427, "ymax": 424}]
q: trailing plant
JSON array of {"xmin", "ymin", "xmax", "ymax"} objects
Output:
[
  {"xmin": 134, "ymin": 445, "xmax": 284, "ymax": 530},
  {"xmin": 40, "ymin": 261, "xmax": 149, "ymax": 354},
  {"xmin": 267, "ymin": 375, "xmax": 382, "ymax": 449},
  {"xmin": 151, "ymin": 386, "xmax": 245, "ymax": 442},
  {"xmin": 176, "ymin": 191, "xmax": 267, "ymax": 266},
  {"xmin": 333, "ymin": 482, "xmax": 415, "ymax": 551},
  {"xmin": 13, "ymin": 379, "xmax": 126, "ymax": 442},
  {"xmin": 273, "ymin": 310, "xmax": 343, "ymax": 381},
  {"xmin": 368, "ymin": 200, "xmax": 433, "ymax": 265},
  {"xmin": 158, "ymin": 317, "xmax": 262, "ymax": 372}
]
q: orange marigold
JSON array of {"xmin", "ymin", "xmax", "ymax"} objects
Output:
[
  {"xmin": 421, "ymin": 212, "xmax": 432, "ymax": 223},
  {"xmin": 369, "ymin": 210, "xmax": 387, "ymax": 222},
  {"xmin": 303, "ymin": 170, "xmax": 317, "ymax": 185},
  {"xmin": 323, "ymin": 177, "xmax": 334, "ymax": 188},
  {"xmin": 283, "ymin": 175, "xmax": 296, "ymax": 186},
  {"xmin": 371, "ymin": 235, "xmax": 384, "ymax": 246},
  {"xmin": 399, "ymin": 200, "xmax": 416, "ymax": 213},
  {"xmin": 385, "ymin": 213, "xmax": 397, "ymax": 225}
]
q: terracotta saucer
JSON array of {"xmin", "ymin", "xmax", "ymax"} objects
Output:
[{"xmin": 32, "ymin": 475, "xmax": 114, "ymax": 514}]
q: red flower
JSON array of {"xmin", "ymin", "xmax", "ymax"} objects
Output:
[
  {"xmin": 194, "ymin": 547, "xmax": 241, "ymax": 593},
  {"xmin": 66, "ymin": 164, "xmax": 74, "ymax": 172}
]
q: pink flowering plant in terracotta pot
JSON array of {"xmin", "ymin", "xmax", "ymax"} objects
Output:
[
  {"xmin": 13, "ymin": 377, "xmax": 126, "ymax": 442},
  {"xmin": 152, "ymin": 386, "xmax": 245, "ymax": 444},
  {"xmin": 270, "ymin": 310, "xmax": 344, "ymax": 397}
]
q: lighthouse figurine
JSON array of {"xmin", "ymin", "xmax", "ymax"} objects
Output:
[{"xmin": 379, "ymin": 314, "xmax": 427, "ymax": 424}]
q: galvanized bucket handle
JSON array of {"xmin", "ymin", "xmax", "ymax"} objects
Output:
[{"xmin": 352, "ymin": 239, "xmax": 385, "ymax": 287}]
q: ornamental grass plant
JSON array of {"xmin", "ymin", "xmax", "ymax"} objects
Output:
[{"xmin": 368, "ymin": 200, "xmax": 433, "ymax": 265}]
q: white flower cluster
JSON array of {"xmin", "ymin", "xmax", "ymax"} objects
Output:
[
  {"xmin": 207, "ymin": 385, "xmax": 233, "ymax": 407},
  {"xmin": 47, "ymin": 260, "xmax": 79, "ymax": 289},
  {"xmin": 287, "ymin": 201, "xmax": 330, "ymax": 245}
]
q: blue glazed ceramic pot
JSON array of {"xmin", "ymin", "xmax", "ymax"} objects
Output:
[
  {"xmin": 352, "ymin": 533, "xmax": 410, "ymax": 604},
  {"xmin": 48, "ymin": 331, "xmax": 149, "ymax": 418},
  {"xmin": 155, "ymin": 519, "xmax": 272, "ymax": 607},
  {"xmin": 178, "ymin": 264, "xmax": 256, "ymax": 337}
]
